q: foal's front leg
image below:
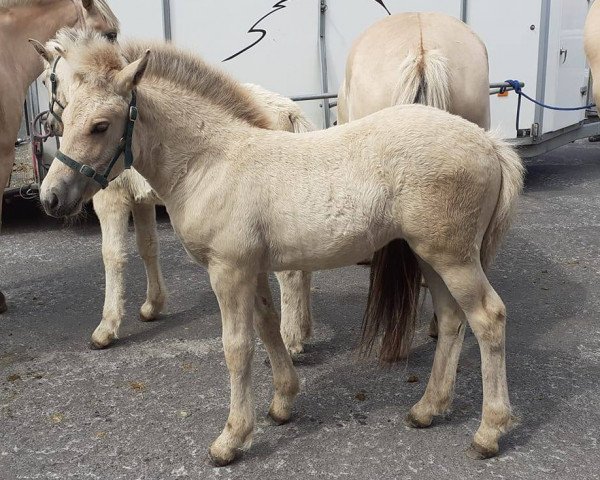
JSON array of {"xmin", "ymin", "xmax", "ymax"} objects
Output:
[
  {"xmin": 208, "ymin": 264, "xmax": 257, "ymax": 466},
  {"xmin": 276, "ymin": 271, "xmax": 312, "ymax": 355},
  {"xmin": 91, "ymin": 189, "xmax": 131, "ymax": 349},
  {"xmin": 131, "ymin": 203, "xmax": 166, "ymax": 321}
]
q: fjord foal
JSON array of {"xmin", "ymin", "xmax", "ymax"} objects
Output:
[
  {"xmin": 338, "ymin": 12, "xmax": 491, "ymax": 342},
  {"xmin": 37, "ymin": 33, "xmax": 523, "ymax": 465},
  {"xmin": 0, "ymin": 0, "xmax": 118, "ymax": 313},
  {"xmin": 35, "ymin": 37, "xmax": 314, "ymax": 353}
]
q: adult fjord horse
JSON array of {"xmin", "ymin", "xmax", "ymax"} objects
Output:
[
  {"xmin": 338, "ymin": 12, "xmax": 490, "ymax": 127},
  {"xmin": 338, "ymin": 12, "xmax": 491, "ymax": 342},
  {"xmin": 33, "ymin": 34, "xmax": 314, "ymax": 352},
  {"xmin": 585, "ymin": 1, "xmax": 600, "ymax": 106},
  {"xmin": 0, "ymin": 0, "xmax": 119, "ymax": 313},
  {"xmin": 36, "ymin": 32, "xmax": 523, "ymax": 465}
]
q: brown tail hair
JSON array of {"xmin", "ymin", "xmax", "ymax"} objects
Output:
[{"xmin": 359, "ymin": 239, "xmax": 422, "ymax": 363}]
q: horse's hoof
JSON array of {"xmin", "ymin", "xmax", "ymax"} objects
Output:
[
  {"xmin": 139, "ymin": 311, "xmax": 156, "ymax": 322},
  {"xmin": 466, "ymin": 441, "xmax": 498, "ymax": 460},
  {"xmin": 89, "ymin": 340, "xmax": 111, "ymax": 350},
  {"xmin": 0, "ymin": 291, "xmax": 7, "ymax": 314},
  {"xmin": 405, "ymin": 411, "xmax": 432, "ymax": 429},
  {"xmin": 208, "ymin": 446, "xmax": 237, "ymax": 467},
  {"xmin": 268, "ymin": 406, "xmax": 292, "ymax": 425}
]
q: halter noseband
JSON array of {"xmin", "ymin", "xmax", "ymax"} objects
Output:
[{"xmin": 55, "ymin": 91, "xmax": 138, "ymax": 189}]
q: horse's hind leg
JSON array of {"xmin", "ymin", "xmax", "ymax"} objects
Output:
[
  {"xmin": 406, "ymin": 260, "xmax": 466, "ymax": 428},
  {"xmin": 276, "ymin": 271, "xmax": 312, "ymax": 355},
  {"xmin": 90, "ymin": 189, "xmax": 131, "ymax": 349},
  {"xmin": 255, "ymin": 273, "xmax": 299, "ymax": 423},
  {"xmin": 131, "ymin": 202, "xmax": 166, "ymax": 321},
  {"xmin": 433, "ymin": 259, "xmax": 514, "ymax": 458}
]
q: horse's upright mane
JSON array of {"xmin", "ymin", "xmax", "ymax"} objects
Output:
[
  {"xmin": 0, "ymin": 0, "xmax": 120, "ymax": 31},
  {"xmin": 50, "ymin": 28, "xmax": 272, "ymax": 130}
]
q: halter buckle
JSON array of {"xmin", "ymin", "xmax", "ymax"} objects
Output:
[
  {"xmin": 129, "ymin": 106, "xmax": 138, "ymax": 121},
  {"xmin": 79, "ymin": 164, "xmax": 97, "ymax": 179}
]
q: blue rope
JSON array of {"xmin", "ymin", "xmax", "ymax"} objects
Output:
[{"xmin": 504, "ymin": 79, "xmax": 596, "ymax": 134}]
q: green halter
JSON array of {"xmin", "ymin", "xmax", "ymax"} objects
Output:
[{"xmin": 54, "ymin": 91, "xmax": 138, "ymax": 189}]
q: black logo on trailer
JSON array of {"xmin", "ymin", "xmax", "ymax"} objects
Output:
[
  {"xmin": 223, "ymin": 0, "xmax": 391, "ymax": 62},
  {"xmin": 223, "ymin": 0, "xmax": 289, "ymax": 62},
  {"xmin": 374, "ymin": 0, "xmax": 391, "ymax": 15}
]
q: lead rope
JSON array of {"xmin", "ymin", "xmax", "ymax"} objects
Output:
[{"xmin": 504, "ymin": 79, "xmax": 596, "ymax": 134}]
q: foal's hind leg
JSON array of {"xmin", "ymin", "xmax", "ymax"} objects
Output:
[
  {"xmin": 276, "ymin": 271, "xmax": 312, "ymax": 355},
  {"xmin": 406, "ymin": 261, "xmax": 466, "ymax": 428},
  {"xmin": 91, "ymin": 190, "xmax": 131, "ymax": 349},
  {"xmin": 255, "ymin": 273, "xmax": 299, "ymax": 422},
  {"xmin": 131, "ymin": 202, "xmax": 166, "ymax": 321},
  {"xmin": 433, "ymin": 260, "xmax": 514, "ymax": 458}
]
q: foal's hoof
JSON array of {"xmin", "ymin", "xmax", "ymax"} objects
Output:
[
  {"xmin": 0, "ymin": 291, "xmax": 7, "ymax": 314},
  {"xmin": 268, "ymin": 405, "xmax": 292, "ymax": 425},
  {"xmin": 89, "ymin": 340, "xmax": 112, "ymax": 350},
  {"xmin": 140, "ymin": 302, "xmax": 162, "ymax": 322},
  {"xmin": 208, "ymin": 445, "xmax": 238, "ymax": 467},
  {"xmin": 89, "ymin": 330, "xmax": 115, "ymax": 350},
  {"xmin": 405, "ymin": 411, "xmax": 432, "ymax": 429},
  {"xmin": 466, "ymin": 441, "xmax": 498, "ymax": 460}
]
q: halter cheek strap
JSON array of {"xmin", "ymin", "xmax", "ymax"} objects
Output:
[
  {"xmin": 54, "ymin": 91, "xmax": 138, "ymax": 189},
  {"xmin": 49, "ymin": 56, "xmax": 66, "ymax": 124}
]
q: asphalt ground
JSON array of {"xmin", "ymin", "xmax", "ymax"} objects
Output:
[{"xmin": 1, "ymin": 143, "xmax": 599, "ymax": 479}]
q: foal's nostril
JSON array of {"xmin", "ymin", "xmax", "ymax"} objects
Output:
[{"xmin": 46, "ymin": 192, "xmax": 60, "ymax": 212}]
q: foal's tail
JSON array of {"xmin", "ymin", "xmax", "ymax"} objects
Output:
[
  {"xmin": 360, "ymin": 239, "xmax": 421, "ymax": 363},
  {"xmin": 481, "ymin": 138, "xmax": 526, "ymax": 270},
  {"xmin": 391, "ymin": 49, "xmax": 451, "ymax": 111}
]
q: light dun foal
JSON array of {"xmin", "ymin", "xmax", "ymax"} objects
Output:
[
  {"xmin": 37, "ymin": 32, "xmax": 524, "ymax": 466},
  {"xmin": 32, "ymin": 35, "xmax": 314, "ymax": 353}
]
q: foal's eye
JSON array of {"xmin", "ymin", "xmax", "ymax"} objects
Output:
[
  {"xmin": 91, "ymin": 122, "xmax": 110, "ymax": 134},
  {"xmin": 42, "ymin": 79, "xmax": 46, "ymax": 86}
]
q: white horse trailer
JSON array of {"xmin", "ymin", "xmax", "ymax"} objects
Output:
[{"xmin": 21, "ymin": 0, "xmax": 599, "ymax": 193}]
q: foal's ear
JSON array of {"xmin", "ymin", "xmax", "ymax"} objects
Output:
[
  {"xmin": 28, "ymin": 39, "xmax": 53, "ymax": 63},
  {"xmin": 115, "ymin": 50, "xmax": 151, "ymax": 95}
]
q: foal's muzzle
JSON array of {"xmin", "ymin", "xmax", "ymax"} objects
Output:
[{"xmin": 40, "ymin": 181, "xmax": 83, "ymax": 218}]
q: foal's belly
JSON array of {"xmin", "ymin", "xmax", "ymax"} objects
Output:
[{"xmin": 269, "ymin": 226, "xmax": 394, "ymax": 272}]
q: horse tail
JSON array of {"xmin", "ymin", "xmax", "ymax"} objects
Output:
[
  {"xmin": 359, "ymin": 239, "xmax": 422, "ymax": 363},
  {"xmin": 288, "ymin": 109, "xmax": 316, "ymax": 133},
  {"xmin": 481, "ymin": 137, "xmax": 525, "ymax": 270},
  {"xmin": 392, "ymin": 49, "xmax": 451, "ymax": 111}
]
